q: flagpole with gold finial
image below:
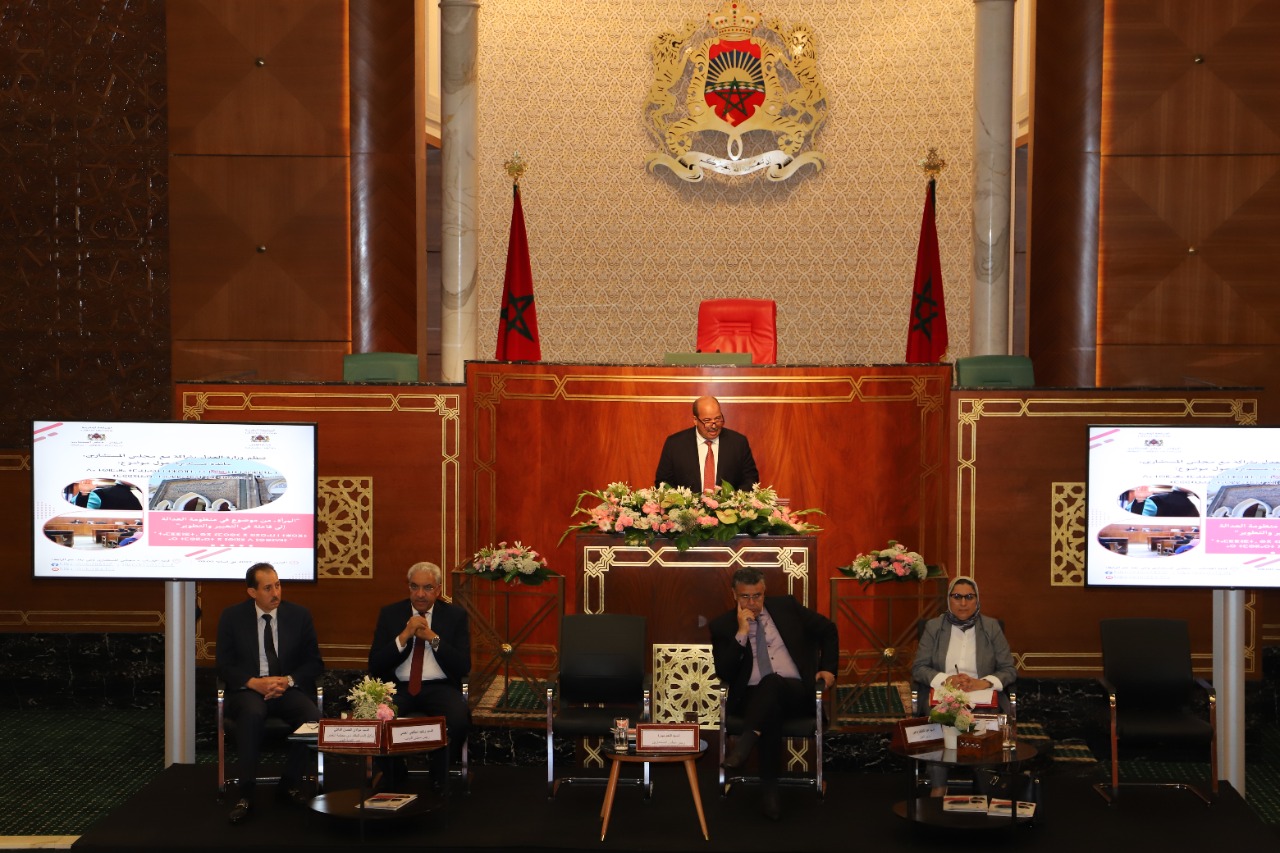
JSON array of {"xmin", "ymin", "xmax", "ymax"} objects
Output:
[
  {"xmin": 919, "ymin": 146, "xmax": 946, "ymax": 181},
  {"xmin": 504, "ymin": 152, "xmax": 526, "ymax": 193}
]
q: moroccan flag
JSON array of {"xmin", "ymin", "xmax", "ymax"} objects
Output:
[
  {"xmin": 496, "ymin": 183, "xmax": 541, "ymax": 361},
  {"xmin": 905, "ymin": 179, "xmax": 948, "ymax": 363}
]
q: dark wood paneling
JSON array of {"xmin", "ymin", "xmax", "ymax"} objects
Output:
[
  {"xmin": 171, "ymin": 341, "xmax": 348, "ymax": 382},
  {"xmin": 0, "ymin": 0, "xmax": 169, "ymax": 450},
  {"xmin": 950, "ymin": 388, "xmax": 1273, "ymax": 675},
  {"xmin": 1026, "ymin": 0, "xmax": 1104, "ymax": 387},
  {"xmin": 177, "ymin": 384, "xmax": 464, "ymax": 669},
  {"xmin": 169, "ymin": 156, "xmax": 351, "ymax": 342},
  {"xmin": 1099, "ymin": 155, "xmax": 1280, "ymax": 347},
  {"xmin": 1096, "ymin": 345, "xmax": 1280, "ymax": 388},
  {"xmin": 166, "ymin": 0, "xmax": 349, "ymax": 156},
  {"xmin": 349, "ymin": 0, "xmax": 419, "ymax": 354},
  {"xmin": 466, "ymin": 364, "xmax": 953, "ymax": 617},
  {"xmin": 1104, "ymin": 0, "xmax": 1280, "ymax": 155}
]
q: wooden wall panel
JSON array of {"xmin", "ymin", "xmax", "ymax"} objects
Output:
[
  {"xmin": 177, "ymin": 384, "xmax": 463, "ymax": 669},
  {"xmin": 0, "ymin": 450, "xmax": 165, "ymax": 633},
  {"xmin": 1103, "ymin": 0, "xmax": 1280, "ymax": 155},
  {"xmin": 169, "ymin": 156, "xmax": 351, "ymax": 343},
  {"xmin": 1026, "ymin": 0, "xmax": 1104, "ymax": 387},
  {"xmin": 466, "ymin": 363, "xmax": 953, "ymax": 618},
  {"xmin": 166, "ymin": 0, "xmax": 349, "ymax": 156},
  {"xmin": 1095, "ymin": 0, "xmax": 1280, "ymax": 387},
  {"xmin": 950, "ymin": 388, "xmax": 1274, "ymax": 677},
  {"xmin": 172, "ymin": 341, "xmax": 348, "ymax": 383}
]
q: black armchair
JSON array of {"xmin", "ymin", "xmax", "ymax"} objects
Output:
[
  {"xmin": 1095, "ymin": 618, "xmax": 1218, "ymax": 804},
  {"xmin": 216, "ymin": 681, "xmax": 323, "ymax": 794},
  {"xmin": 717, "ymin": 680, "xmax": 827, "ymax": 797},
  {"xmin": 545, "ymin": 614, "xmax": 651, "ymax": 798}
]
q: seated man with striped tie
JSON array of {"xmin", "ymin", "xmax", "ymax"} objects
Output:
[
  {"xmin": 216, "ymin": 562, "xmax": 324, "ymax": 824},
  {"xmin": 368, "ymin": 561, "xmax": 471, "ymax": 790},
  {"xmin": 654, "ymin": 395, "xmax": 759, "ymax": 493},
  {"xmin": 710, "ymin": 567, "xmax": 837, "ymax": 821}
]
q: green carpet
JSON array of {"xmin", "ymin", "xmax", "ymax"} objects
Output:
[{"xmin": 0, "ymin": 708, "xmax": 164, "ymax": 836}]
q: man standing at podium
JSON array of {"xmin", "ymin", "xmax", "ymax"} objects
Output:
[
  {"xmin": 655, "ymin": 395, "xmax": 759, "ymax": 492},
  {"xmin": 711, "ymin": 567, "xmax": 838, "ymax": 820}
]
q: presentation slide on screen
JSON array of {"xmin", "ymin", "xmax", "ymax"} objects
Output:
[
  {"xmin": 1087, "ymin": 425, "xmax": 1280, "ymax": 589},
  {"xmin": 32, "ymin": 420, "xmax": 317, "ymax": 581}
]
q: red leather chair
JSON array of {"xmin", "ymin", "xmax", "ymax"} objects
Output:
[{"xmin": 696, "ymin": 299, "xmax": 777, "ymax": 365}]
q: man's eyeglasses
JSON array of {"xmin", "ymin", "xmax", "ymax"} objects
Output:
[
  {"xmin": 736, "ymin": 592, "xmax": 764, "ymax": 602},
  {"xmin": 410, "ymin": 584, "xmax": 437, "ymax": 593},
  {"xmin": 950, "ymin": 593, "xmax": 977, "ymax": 601},
  {"xmin": 696, "ymin": 415, "xmax": 725, "ymax": 426}
]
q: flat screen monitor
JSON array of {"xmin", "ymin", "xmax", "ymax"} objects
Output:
[
  {"xmin": 32, "ymin": 420, "xmax": 318, "ymax": 582},
  {"xmin": 1086, "ymin": 424, "xmax": 1280, "ymax": 588}
]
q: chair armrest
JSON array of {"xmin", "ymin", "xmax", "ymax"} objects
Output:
[
  {"xmin": 1194, "ymin": 677, "xmax": 1215, "ymax": 699},
  {"xmin": 1097, "ymin": 675, "xmax": 1117, "ymax": 700}
]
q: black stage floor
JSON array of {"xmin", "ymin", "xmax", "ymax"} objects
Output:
[{"xmin": 73, "ymin": 761, "xmax": 1276, "ymax": 852}]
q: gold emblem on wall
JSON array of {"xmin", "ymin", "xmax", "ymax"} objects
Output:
[
  {"xmin": 317, "ymin": 477, "xmax": 373, "ymax": 579},
  {"xmin": 645, "ymin": 3, "xmax": 826, "ymax": 182}
]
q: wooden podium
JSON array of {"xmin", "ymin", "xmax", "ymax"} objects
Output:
[{"xmin": 574, "ymin": 533, "xmax": 816, "ymax": 649}]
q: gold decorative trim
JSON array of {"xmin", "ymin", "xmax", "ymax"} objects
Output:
[
  {"xmin": 317, "ymin": 477, "xmax": 373, "ymax": 579},
  {"xmin": 0, "ymin": 452, "xmax": 30, "ymax": 472},
  {"xmin": 652, "ymin": 644, "xmax": 719, "ymax": 728},
  {"xmin": 1051, "ymin": 482, "xmax": 1086, "ymax": 586},
  {"xmin": 955, "ymin": 394, "xmax": 1259, "ymax": 673},
  {"xmin": 582, "ymin": 543, "xmax": 811, "ymax": 614},
  {"xmin": 0, "ymin": 610, "xmax": 164, "ymax": 629},
  {"xmin": 178, "ymin": 388, "xmax": 463, "ymax": 581}
]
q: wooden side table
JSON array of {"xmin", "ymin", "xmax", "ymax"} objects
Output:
[{"xmin": 600, "ymin": 741, "xmax": 708, "ymax": 841}]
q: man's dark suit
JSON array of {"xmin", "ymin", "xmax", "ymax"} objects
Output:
[
  {"xmin": 709, "ymin": 595, "xmax": 837, "ymax": 779},
  {"xmin": 216, "ymin": 598, "xmax": 323, "ymax": 796},
  {"xmin": 368, "ymin": 597, "xmax": 471, "ymax": 774},
  {"xmin": 655, "ymin": 426, "xmax": 759, "ymax": 492}
]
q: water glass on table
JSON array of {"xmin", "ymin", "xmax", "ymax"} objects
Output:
[{"xmin": 613, "ymin": 716, "xmax": 630, "ymax": 750}]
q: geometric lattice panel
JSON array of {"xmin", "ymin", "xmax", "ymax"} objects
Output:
[
  {"xmin": 1051, "ymin": 481, "xmax": 1086, "ymax": 586},
  {"xmin": 652, "ymin": 644, "xmax": 719, "ymax": 728},
  {"xmin": 317, "ymin": 477, "xmax": 372, "ymax": 579}
]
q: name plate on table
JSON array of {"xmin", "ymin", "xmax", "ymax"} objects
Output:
[
  {"xmin": 891, "ymin": 717, "xmax": 943, "ymax": 751},
  {"xmin": 956, "ymin": 729, "xmax": 1003, "ymax": 757},
  {"xmin": 318, "ymin": 719, "xmax": 384, "ymax": 752},
  {"xmin": 635, "ymin": 723, "xmax": 700, "ymax": 753},
  {"xmin": 385, "ymin": 717, "xmax": 447, "ymax": 754}
]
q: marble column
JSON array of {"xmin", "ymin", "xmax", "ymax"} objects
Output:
[
  {"xmin": 970, "ymin": 0, "xmax": 1016, "ymax": 355},
  {"xmin": 440, "ymin": 0, "xmax": 480, "ymax": 382}
]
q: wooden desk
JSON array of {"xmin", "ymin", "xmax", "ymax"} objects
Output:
[{"xmin": 600, "ymin": 742, "xmax": 708, "ymax": 841}]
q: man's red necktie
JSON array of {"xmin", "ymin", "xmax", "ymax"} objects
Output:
[
  {"xmin": 702, "ymin": 440, "xmax": 715, "ymax": 491},
  {"xmin": 407, "ymin": 611, "xmax": 426, "ymax": 695}
]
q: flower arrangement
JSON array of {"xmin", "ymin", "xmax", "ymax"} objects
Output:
[
  {"xmin": 928, "ymin": 683, "xmax": 976, "ymax": 732},
  {"xmin": 347, "ymin": 675, "xmax": 397, "ymax": 721},
  {"xmin": 561, "ymin": 481, "xmax": 822, "ymax": 552},
  {"xmin": 464, "ymin": 541, "xmax": 553, "ymax": 585},
  {"xmin": 837, "ymin": 540, "xmax": 928, "ymax": 585}
]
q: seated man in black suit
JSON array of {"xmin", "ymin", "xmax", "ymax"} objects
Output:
[
  {"xmin": 710, "ymin": 567, "xmax": 837, "ymax": 820},
  {"xmin": 216, "ymin": 562, "xmax": 324, "ymax": 824},
  {"xmin": 655, "ymin": 395, "xmax": 759, "ymax": 492},
  {"xmin": 368, "ymin": 561, "xmax": 471, "ymax": 789}
]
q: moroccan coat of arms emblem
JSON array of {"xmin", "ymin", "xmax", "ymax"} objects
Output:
[{"xmin": 645, "ymin": 3, "xmax": 827, "ymax": 182}]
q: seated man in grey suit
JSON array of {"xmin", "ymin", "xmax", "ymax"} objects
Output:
[
  {"xmin": 217, "ymin": 562, "xmax": 323, "ymax": 824},
  {"xmin": 655, "ymin": 395, "xmax": 759, "ymax": 492}
]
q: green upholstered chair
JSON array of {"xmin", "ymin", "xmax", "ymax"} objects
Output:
[
  {"xmin": 953, "ymin": 355, "xmax": 1035, "ymax": 388},
  {"xmin": 342, "ymin": 352, "xmax": 419, "ymax": 382}
]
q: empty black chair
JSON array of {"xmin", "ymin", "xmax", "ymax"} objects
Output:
[
  {"xmin": 1095, "ymin": 618, "xmax": 1218, "ymax": 803},
  {"xmin": 545, "ymin": 614, "xmax": 651, "ymax": 798}
]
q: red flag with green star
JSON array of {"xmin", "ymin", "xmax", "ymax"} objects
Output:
[
  {"xmin": 496, "ymin": 183, "xmax": 541, "ymax": 361},
  {"xmin": 905, "ymin": 179, "xmax": 948, "ymax": 363}
]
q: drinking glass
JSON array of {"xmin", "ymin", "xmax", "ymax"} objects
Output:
[
  {"xmin": 613, "ymin": 716, "xmax": 630, "ymax": 749},
  {"xmin": 998, "ymin": 714, "xmax": 1015, "ymax": 748}
]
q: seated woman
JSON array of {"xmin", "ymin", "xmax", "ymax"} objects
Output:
[{"xmin": 911, "ymin": 576, "xmax": 1017, "ymax": 793}]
